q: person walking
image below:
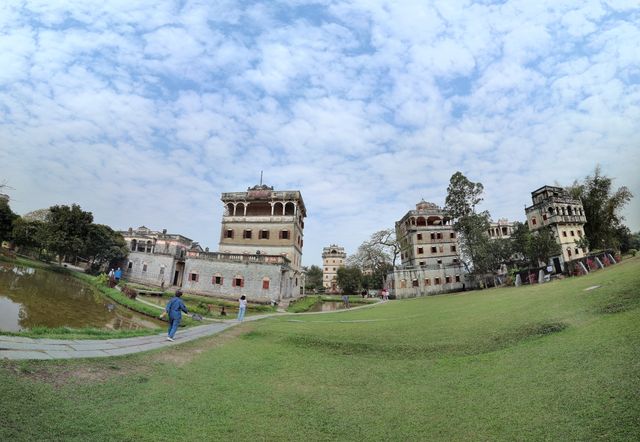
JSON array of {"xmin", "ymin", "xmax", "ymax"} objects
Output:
[
  {"xmin": 160, "ymin": 290, "xmax": 189, "ymax": 341},
  {"xmin": 237, "ymin": 295, "xmax": 247, "ymax": 321},
  {"xmin": 114, "ymin": 267, "xmax": 122, "ymax": 284},
  {"xmin": 342, "ymin": 293, "xmax": 350, "ymax": 308}
]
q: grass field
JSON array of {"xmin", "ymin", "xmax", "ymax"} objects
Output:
[{"xmin": 1, "ymin": 257, "xmax": 639, "ymax": 441}]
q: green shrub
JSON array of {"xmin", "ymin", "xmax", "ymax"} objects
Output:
[{"xmin": 629, "ymin": 249, "xmax": 637, "ymax": 257}]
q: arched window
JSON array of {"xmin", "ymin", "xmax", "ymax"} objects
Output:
[
  {"xmin": 416, "ymin": 217, "xmax": 426, "ymax": 226},
  {"xmin": 262, "ymin": 277, "xmax": 270, "ymax": 290},
  {"xmin": 284, "ymin": 202, "xmax": 295, "ymax": 215}
]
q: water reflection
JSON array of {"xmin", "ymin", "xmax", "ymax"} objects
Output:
[
  {"xmin": 307, "ymin": 301, "xmax": 350, "ymax": 312},
  {"xmin": 0, "ymin": 263, "xmax": 163, "ymax": 332}
]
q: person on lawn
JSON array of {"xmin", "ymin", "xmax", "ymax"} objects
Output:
[{"xmin": 161, "ymin": 290, "xmax": 189, "ymax": 341}]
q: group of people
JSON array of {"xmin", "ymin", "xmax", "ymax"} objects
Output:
[
  {"xmin": 160, "ymin": 291, "xmax": 248, "ymax": 341},
  {"xmin": 107, "ymin": 267, "xmax": 122, "ymax": 288}
]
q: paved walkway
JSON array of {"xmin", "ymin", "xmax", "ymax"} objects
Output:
[
  {"xmin": 0, "ymin": 300, "xmax": 384, "ymax": 361},
  {"xmin": 0, "ymin": 314, "xmax": 273, "ymax": 361}
]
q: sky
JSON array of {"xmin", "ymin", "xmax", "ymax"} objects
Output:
[{"xmin": 1, "ymin": 0, "xmax": 639, "ymax": 267}]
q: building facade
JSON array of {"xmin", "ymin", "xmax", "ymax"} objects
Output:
[
  {"xmin": 219, "ymin": 184, "xmax": 306, "ymax": 293},
  {"xmin": 387, "ymin": 200, "xmax": 465, "ymax": 298},
  {"xmin": 119, "ymin": 182, "xmax": 306, "ymax": 302},
  {"xmin": 321, "ymin": 245, "xmax": 346, "ymax": 291},
  {"xmin": 525, "ymin": 185, "xmax": 588, "ymax": 271},
  {"xmin": 487, "ymin": 219, "xmax": 515, "ymax": 239}
]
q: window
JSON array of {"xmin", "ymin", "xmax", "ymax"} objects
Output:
[
  {"xmin": 434, "ymin": 277, "xmax": 441, "ymax": 285},
  {"xmin": 418, "ymin": 247, "xmax": 424, "ymax": 254},
  {"xmin": 233, "ymin": 277, "xmax": 244, "ymax": 287},
  {"xmin": 575, "ymin": 248, "xmax": 580, "ymax": 255},
  {"xmin": 450, "ymin": 232, "xmax": 456, "ymax": 239},
  {"xmin": 412, "ymin": 279, "xmax": 419, "ymax": 287},
  {"xmin": 280, "ymin": 230, "xmax": 290, "ymax": 239},
  {"xmin": 570, "ymin": 230, "xmax": 575, "ymax": 236},
  {"xmin": 439, "ymin": 246, "xmax": 444, "ymax": 253},
  {"xmin": 431, "ymin": 246, "xmax": 437, "ymax": 253},
  {"xmin": 452, "ymin": 258, "xmax": 459, "ymax": 263},
  {"xmin": 451, "ymin": 245, "xmax": 456, "ymax": 252},
  {"xmin": 400, "ymin": 279, "xmax": 407, "ymax": 288},
  {"xmin": 142, "ymin": 263, "xmax": 147, "ymax": 272},
  {"xmin": 325, "ymin": 267, "xmax": 328, "ymax": 271},
  {"xmin": 437, "ymin": 259, "xmax": 442, "ymax": 265},
  {"xmin": 212, "ymin": 275, "xmax": 223, "ymax": 285},
  {"xmin": 578, "ymin": 230, "xmax": 583, "ymax": 237},
  {"xmin": 445, "ymin": 276, "xmax": 451, "ymax": 284},
  {"xmin": 189, "ymin": 273, "xmax": 199, "ymax": 282},
  {"xmin": 259, "ymin": 230, "xmax": 269, "ymax": 239},
  {"xmin": 562, "ymin": 231, "xmax": 567, "ymax": 237},
  {"xmin": 543, "ymin": 214, "xmax": 547, "ymax": 221},
  {"xmin": 437, "ymin": 233, "xmax": 443, "ymax": 239},
  {"xmin": 262, "ymin": 278, "xmax": 270, "ymax": 290},
  {"xmin": 332, "ymin": 267, "xmax": 336, "ymax": 271},
  {"xmin": 127, "ymin": 261, "xmax": 132, "ymax": 269},
  {"xmin": 430, "ymin": 233, "xmax": 436, "ymax": 240},
  {"xmin": 419, "ymin": 261, "xmax": 425, "ymax": 266},
  {"xmin": 417, "ymin": 233, "xmax": 422, "ymax": 240},
  {"xmin": 455, "ymin": 275, "xmax": 461, "ymax": 283},
  {"xmin": 532, "ymin": 218, "xmax": 537, "ymax": 226},
  {"xmin": 225, "ymin": 229, "xmax": 234, "ymax": 239},
  {"xmin": 424, "ymin": 278, "xmax": 431, "ymax": 286},
  {"xmin": 567, "ymin": 248, "xmax": 572, "ymax": 257},
  {"xmin": 159, "ymin": 266, "xmax": 165, "ymax": 276},
  {"xmin": 243, "ymin": 230, "xmax": 252, "ymax": 239}
]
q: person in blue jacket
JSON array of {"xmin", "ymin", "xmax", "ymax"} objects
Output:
[{"xmin": 162, "ymin": 289, "xmax": 189, "ymax": 341}]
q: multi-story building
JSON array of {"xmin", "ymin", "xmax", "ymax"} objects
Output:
[
  {"xmin": 219, "ymin": 183, "xmax": 306, "ymax": 293},
  {"xmin": 118, "ymin": 183, "xmax": 306, "ymax": 302},
  {"xmin": 322, "ymin": 245, "xmax": 346, "ymax": 291},
  {"xmin": 387, "ymin": 200, "xmax": 465, "ymax": 298},
  {"xmin": 487, "ymin": 219, "xmax": 515, "ymax": 239},
  {"xmin": 121, "ymin": 226, "xmax": 194, "ymax": 287},
  {"xmin": 525, "ymin": 185, "xmax": 588, "ymax": 272}
]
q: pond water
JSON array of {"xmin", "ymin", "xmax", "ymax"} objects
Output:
[
  {"xmin": 0, "ymin": 263, "xmax": 163, "ymax": 332},
  {"xmin": 307, "ymin": 301, "xmax": 351, "ymax": 312}
]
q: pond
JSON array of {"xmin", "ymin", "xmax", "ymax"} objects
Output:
[
  {"xmin": 0, "ymin": 263, "xmax": 163, "ymax": 332},
  {"xmin": 307, "ymin": 301, "xmax": 351, "ymax": 312}
]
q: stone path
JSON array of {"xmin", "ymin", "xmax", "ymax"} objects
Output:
[
  {"xmin": 0, "ymin": 314, "xmax": 274, "ymax": 361},
  {"xmin": 0, "ymin": 299, "xmax": 385, "ymax": 361}
]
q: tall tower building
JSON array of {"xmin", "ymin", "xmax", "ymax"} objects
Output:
[
  {"xmin": 219, "ymin": 184, "xmax": 306, "ymax": 290},
  {"xmin": 322, "ymin": 245, "xmax": 346, "ymax": 291},
  {"xmin": 396, "ymin": 200, "xmax": 461, "ymax": 268},
  {"xmin": 388, "ymin": 200, "xmax": 464, "ymax": 298},
  {"xmin": 525, "ymin": 185, "xmax": 588, "ymax": 271}
]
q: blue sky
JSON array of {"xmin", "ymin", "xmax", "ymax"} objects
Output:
[{"xmin": 1, "ymin": 0, "xmax": 638, "ymax": 266}]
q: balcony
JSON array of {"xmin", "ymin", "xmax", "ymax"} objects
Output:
[{"xmin": 187, "ymin": 250, "xmax": 290, "ymax": 266}]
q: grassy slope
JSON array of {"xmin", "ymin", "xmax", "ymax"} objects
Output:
[{"xmin": 1, "ymin": 258, "xmax": 638, "ymax": 441}]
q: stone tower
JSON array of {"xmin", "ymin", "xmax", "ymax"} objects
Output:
[
  {"xmin": 525, "ymin": 185, "xmax": 587, "ymax": 270},
  {"xmin": 219, "ymin": 184, "xmax": 306, "ymax": 291},
  {"xmin": 322, "ymin": 245, "xmax": 346, "ymax": 291}
]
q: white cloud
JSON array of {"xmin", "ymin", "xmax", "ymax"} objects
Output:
[{"xmin": 0, "ymin": 0, "xmax": 638, "ymax": 264}]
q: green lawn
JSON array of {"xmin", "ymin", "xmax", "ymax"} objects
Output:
[{"xmin": 1, "ymin": 258, "xmax": 639, "ymax": 441}]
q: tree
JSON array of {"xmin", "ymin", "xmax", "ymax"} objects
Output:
[
  {"xmin": 349, "ymin": 228, "xmax": 399, "ymax": 270},
  {"xmin": 444, "ymin": 172, "xmax": 493, "ymax": 275},
  {"xmin": 12, "ymin": 217, "xmax": 46, "ymax": 254},
  {"xmin": 85, "ymin": 224, "xmax": 128, "ymax": 271},
  {"xmin": 42, "ymin": 204, "xmax": 94, "ymax": 264},
  {"xmin": 511, "ymin": 222, "xmax": 561, "ymax": 266},
  {"xmin": 336, "ymin": 266, "xmax": 362, "ymax": 295},
  {"xmin": 0, "ymin": 199, "xmax": 17, "ymax": 242},
  {"xmin": 568, "ymin": 166, "xmax": 633, "ymax": 251},
  {"xmin": 304, "ymin": 265, "xmax": 323, "ymax": 291}
]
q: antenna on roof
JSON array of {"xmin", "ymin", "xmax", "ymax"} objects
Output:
[{"xmin": 260, "ymin": 170, "xmax": 263, "ymax": 186}]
